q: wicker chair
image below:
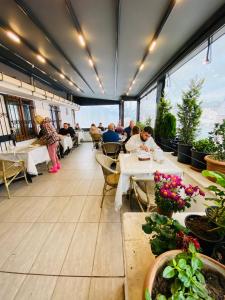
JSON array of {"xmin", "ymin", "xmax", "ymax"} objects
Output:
[
  {"xmin": 96, "ymin": 153, "xmax": 120, "ymax": 208},
  {"xmin": 0, "ymin": 160, "xmax": 28, "ymax": 198},
  {"xmin": 102, "ymin": 142, "xmax": 122, "ymax": 159},
  {"xmin": 91, "ymin": 133, "xmax": 102, "ymax": 149},
  {"xmin": 131, "ymin": 177, "xmax": 157, "ymax": 212}
]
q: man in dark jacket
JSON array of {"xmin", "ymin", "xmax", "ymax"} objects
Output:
[{"xmin": 102, "ymin": 123, "xmax": 120, "ymax": 143}]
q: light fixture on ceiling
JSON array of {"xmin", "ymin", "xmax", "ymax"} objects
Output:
[
  {"xmin": 96, "ymin": 76, "xmax": 100, "ymax": 82},
  {"xmin": 37, "ymin": 54, "xmax": 46, "ymax": 64},
  {"xmin": 60, "ymin": 73, "xmax": 65, "ymax": 79},
  {"xmin": 76, "ymin": 87, "xmax": 80, "ymax": 92},
  {"xmin": 126, "ymin": 92, "xmax": 129, "ymax": 96},
  {"xmin": 132, "ymin": 79, "xmax": 135, "ymax": 86},
  {"xmin": 6, "ymin": 31, "xmax": 21, "ymax": 43},
  {"xmin": 69, "ymin": 81, "xmax": 73, "ymax": 86},
  {"xmin": 139, "ymin": 63, "xmax": 144, "ymax": 71},
  {"xmin": 149, "ymin": 40, "xmax": 156, "ymax": 52},
  {"xmin": 203, "ymin": 37, "xmax": 212, "ymax": 65},
  {"xmin": 78, "ymin": 34, "xmax": 86, "ymax": 47},
  {"xmin": 88, "ymin": 58, "xmax": 94, "ymax": 67}
]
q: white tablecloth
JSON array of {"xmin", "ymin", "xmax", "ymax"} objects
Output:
[
  {"xmin": 59, "ymin": 136, "xmax": 73, "ymax": 151},
  {"xmin": 115, "ymin": 153, "xmax": 183, "ymax": 211},
  {"xmin": 0, "ymin": 145, "xmax": 50, "ymax": 175},
  {"xmin": 75, "ymin": 131, "xmax": 84, "ymax": 144}
]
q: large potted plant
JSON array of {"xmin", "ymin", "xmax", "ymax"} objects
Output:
[
  {"xmin": 154, "ymin": 171, "xmax": 205, "ymax": 217},
  {"xmin": 177, "ymin": 79, "xmax": 204, "ymax": 164},
  {"xmin": 205, "ymin": 119, "xmax": 225, "ymax": 174},
  {"xmin": 160, "ymin": 113, "xmax": 177, "ymax": 152},
  {"xmin": 191, "ymin": 138, "xmax": 215, "ymax": 171}
]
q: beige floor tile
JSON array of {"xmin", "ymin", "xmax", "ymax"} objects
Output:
[
  {"xmin": 1, "ymin": 223, "xmax": 54, "ymax": 272},
  {"xmin": 52, "ymin": 277, "xmax": 90, "ymax": 300},
  {"xmin": 92, "ymin": 223, "xmax": 124, "ymax": 276},
  {"xmin": 79, "ymin": 196, "xmax": 101, "ymax": 222},
  {"xmin": 0, "ymin": 223, "xmax": 33, "ymax": 266},
  {"xmin": 100, "ymin": 196, "xmax": 121, "ymax": 223},
  {"xmin": 89, "ymin": 278, "xmax": 124, "ymax": 300},
  {"xmin": 88, "ymin": 179, "xmax": 104, "ymax": 195},
  {"xmin": 30, "ymin": 223, "xmax": 76, "ymax": 275},
  {"xmin": 14, "ymin": 275, "xmax": 57, "ymax": 300},
  {"xmin": 58, "ymin": 196, "xmax": 86, "ymax": 222},
  {"xmin": 0, "ymin": 197, "xmax": 24, "ymax": 218},
  {"xmin": 0, "ymin": 273, "xmax": 26, "ymax": 300},
  {"xmin": 0, "ymin": 222, "xmax": 15, "ymax": 237},
  {"xmin": 37, "ymin": 197, "xmax": 70, "ymax": 222},
  {"xmin": 61, "ymin": 222, "xmax": 98, "ymax": 276},
  {"xmin": 72, "ymin": 179, "xmax": 92, "ymax": 195}
]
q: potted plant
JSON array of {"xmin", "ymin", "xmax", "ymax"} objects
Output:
[
  {"xmin": 160, "ymin": 113, "xmax": 177, "ymax": 152},
  {"xmin": 205, "ymin": 119, "xmax": 225, "ymax": 174},
  {"xmin": 191, "ymin": 138, "xmax": 215, "ymax": 171},
  {"xmin": 142, "ymin": 213, "xmax": 200, "ymax": 256},
  {"xmin": 177, "ymin": 79, "xmax": 204, "ymax": 164},
  {"xmin": 154, "ymin": 171, "xmax": 205, "ymax": 217},
  {"xmin": 144, "ymin": 243, "xmax": 225, "ymax": 300}
]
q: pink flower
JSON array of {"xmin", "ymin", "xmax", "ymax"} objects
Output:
[{"xmin": 199, "ymin": 189, "xmax": 205, "ymax": 197}]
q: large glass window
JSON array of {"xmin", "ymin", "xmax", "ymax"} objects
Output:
[
  {"xmin": 124, "ymin": 101, "xmax": 137, "ymax": 127},
  {"xmin": 140, "ymin": 88, "xmax": 157, "ymax": 127},
  {"xmin": 49, "ymin": 105, "xmax": 60, "ymax": 130},
  {"xmin": 76, "ymin": 105, "xmax": 119, "ymax": 128},
  {"xmin": 165, "ymin": 32, "xmax": 225, "ymax": 138}
]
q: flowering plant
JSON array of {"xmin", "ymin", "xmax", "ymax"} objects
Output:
[{"xmin": 154, "ymin": 171, "xmax": 205, "ymax": 213}]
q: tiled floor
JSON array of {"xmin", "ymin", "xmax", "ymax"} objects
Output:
[{"xmin": 0, "ymin": 144, "xmax": 210, "ymax": 299}]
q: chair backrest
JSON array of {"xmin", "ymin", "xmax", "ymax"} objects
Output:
[
  {"xmin": 95, "ymin": 153, "xmax": 116, "ymax": 178},
  {"xmin": 133, "ymin": 178, "xmax": 155, "ymax": 206},
  {"xmin": 91, "ymin": 133, "xmax": 102, "ymax": 142},
  {"xmin": 102, "ymin": 142, "xmax": 121, "ymax": 158}
]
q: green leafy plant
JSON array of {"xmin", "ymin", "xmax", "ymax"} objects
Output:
[
  {"xmin": 192, "ymin": 139, "xmax": 215, "ymax": 154},
  {"xmin": 202, "ymin": 170, "xmax": 225, "ymax": 228},
  {"xmin": 208, "ymin": 119, "xmax": 225, "ymax": 161},
  {"xmin": 142, "ymin": 213, "xmax": 200, "ymax": 256},
  {"xmin": 160, "ymin": 113, "xmax": 176, "ymax": 139},
  {"xmin": 155, "ymin": 96, "xmax": 172, "ymax": 139},
  {"xmin": 136, "ymin": 117, "xmax": 152, "ymax": 131},
  {"xmin": 177, "ymin": 79, "xmax": 204, "ymax": 145}
]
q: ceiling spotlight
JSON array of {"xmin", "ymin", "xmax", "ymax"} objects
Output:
[
  {"xmin": 126, "ymin": 92, "xmax": 129, "ymax": 96},
  {"xmin": 101, "ymin": 90, "xmax": 105, "ymax": 94},
  {"xmin": 88, "ymin": 58, "xmax": 94, "ymax": 67},
  {"xmin": 76, "ymin": 87, "xmax": 80, "ymax": 92},
  {"xmin": 139, "ymin": 63, "xmax": 144, "ymax": 71},
  {"xmin": 37, "ymin": 54, "xmax": 46, "ymax": 63},
  {"xmin": 60, "ymin": 73, "xmax": 65, "ymax": 79},
  {"xmin": 96, "ymin": 76, "xmax": 100, "ymax": 82},
  {"xmin": 6, "ymin": 31, "xmax": 21, "ymax": 43},
  {"xmin": 78, "ymin": 34, "xmax": 86, "ymax": 47},
  {"xmin": 69, "ymin": 81, "xmax": 73, "ymax": 86},
  {"xmin": 149, "ymin": 40, "xmax": 156, "ymax": 52},
  {"xmin": 132, "ymin": 80, "xmax": 135, "ymax": 85}
]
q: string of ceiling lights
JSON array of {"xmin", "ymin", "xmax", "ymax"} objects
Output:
[
  {"xmin": 0, "ymin": 22, "xmax": 84, "ymax": 94},
  {"xmin": 126, "ymin": 0, "xmax": 177, "ymax": 96},
  {"xmin": 65, "ymin": 0, "xmax": 105, "ymax": 95}
]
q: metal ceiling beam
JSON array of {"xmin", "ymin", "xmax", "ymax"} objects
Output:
[
  {"xmin": 114, "ymin": 0, "xmax": 121, "ymax": 96},
  {"xmin": 73, "ymin": 96, "xmax": 119, "ymax": 106},
  {"xmin": 137, "ymin": 2, "xmax": 225, "ymax": 98},
  {"xmin": 126, "ymin": 0, "xmax": 176, "ymax": 95},
  {"xmin": 65, "ymin": 0, "xmax": 105, "ymax": 93},
  {"xmin": 14, "ymin": 0, "xmax": 94, "ymax": 94}
]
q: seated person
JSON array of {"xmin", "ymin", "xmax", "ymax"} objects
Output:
[
  {"xmin": 115, "ymin": 121, "xmax": 124, "ymax": 134},
  {"xmin": 59, "ymin": 123, "xmax": 70, "ymax": 136},
  {"xmin": 90, "ymin": 123, "xmax": 101, "ymax": 135},
  {"xmin": 102, "ymin": 123, "xmax": 120, "ymax": 143},
  {"xmin": 124, "ymin": 120, "xmax": 135, "ymax": 142},
  {"xmin": 67, "ymin": 123, "xmax": 75, "ymax": 138},
  {"xmin": 132, "ymin": 125, "xmax": 140, "ymax": 135},
  {"xmin": 125, "ymin": 126, "xmax": 162, "ymax": 153},
  {"xmin": 98, "ymin": 122, "xmax": 105, "ymax": 132},
  {"xmin": 75, "ymin": 123, "xmax": 80, "ymax": 130}
]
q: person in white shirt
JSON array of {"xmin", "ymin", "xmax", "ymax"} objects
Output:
[{"xmin": 125, "ymin": 126, "xmax": 162, "ymax": 153}]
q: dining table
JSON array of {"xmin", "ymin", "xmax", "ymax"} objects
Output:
[
  {"xmin": 59, "ymin": 135, "xmax": 73, "ymax": 152},
  {"xmin": 115, "ymin": 152, "xmax": 183, "ymax": 211}
]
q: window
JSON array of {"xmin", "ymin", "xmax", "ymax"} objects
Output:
[
  {"xmin": 5, "ymin": 95, "xmax": 36, "ymax": 142},
  {"xmin": 76, "ymin": 105, "xmax": 119, "ymax": 128},
  {"xmin": 140, "ymin": 88, "xmax": 157, "ymax": 127},
  {"xmin": 124, "ymin": 101, "xmax": 137, "ymax": 126},
  {"xmin": 49, "ymin": 105, "xmax": 60, "ymax": 130}
]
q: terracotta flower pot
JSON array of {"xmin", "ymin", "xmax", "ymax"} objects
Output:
[
  {"xmin": 157, "ymin": 206, "xmax": 173, "ymax": 218},
  {"xmin": 205, "ymin": 155, "xmax": 225, "ymax": 174},
  {"xmin": 143, "ymin": 250, "xmax": 225, "ymax": 300}
]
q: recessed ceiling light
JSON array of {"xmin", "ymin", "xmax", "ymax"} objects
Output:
[
  {"xmin": 149, "ymin": 40, "xmax": 156, "ymax": 52},
  {"xmin": 76, "ymin": 87, "xmax": 80, "ymax": 92},
  {"xmin": 78, "ymin": 34, "xmax": 86, "ymax": 47},
  {"xmin": 132, "ymin": 80, "xmax": 135, "ymax": 85},
  {"xmin": 6, "ymin": 31, "xmax": 21, "ymax": 43},
  {"xmin": 96, "ymin": 76, "xmax": 100, "ymax": 82},
  {"xmin": 37, "ymin": 54, "xmax": 46, "ymax": 64},
  {"xmin": 60, "ymin": 73, "xmax": 65, "ymax": 79},
  {"xmin": 88, "ymin": 58, "xmax": 94, "ymax": 67},
  {"xmin": 69, "ymin": 81, "xmax": 73, "ymax": 86},
  {"xmin": 139, "ymin": 63, "xmax": 144, "ymax": 71},
  {"xmin": 126, "ymin": 92, "xmax": 129, "ymax": 96}
]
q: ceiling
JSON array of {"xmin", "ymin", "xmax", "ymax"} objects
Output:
[{"xmin": 0, "ymin": 0, "xmax": 224, "ymax": 103}]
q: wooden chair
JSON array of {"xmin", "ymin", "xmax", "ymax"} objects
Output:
[
  {"xmin": 102, "ymin": 142, "xmax": 122, "ymax": 159},
  {"xmin": 0, "ymin": 159, "xmax": 28, "ymax": 198},
  {"xmin": 91, "ymin": 133, "xmax": 102, "ymax": 150},
  {"xmin": 96, "ymin": 153, "xmax": 120, "ymax": 208},
  {"xmin": 131, "ymin": 177, "xmax": 157, "ymax": 212}
]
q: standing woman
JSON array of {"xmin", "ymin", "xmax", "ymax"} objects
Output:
[{"xmin": 35, "ymin": 115, "xmax": 60, "ymax": 173}]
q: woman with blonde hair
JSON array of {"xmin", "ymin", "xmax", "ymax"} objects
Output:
[{"xmin": 34, "ymin": 115, "xmax": 60, "ymax": 173}]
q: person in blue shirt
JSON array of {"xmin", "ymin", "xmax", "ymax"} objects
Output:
[
  {"xmin": 124, "ymin": 120, "xmax": 135, "ymax": 142},
  {"xmin": 102, "ymin": 123, "xmax": 120, "ymax": 143}
]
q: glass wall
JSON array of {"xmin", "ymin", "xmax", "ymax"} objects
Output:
[
  {"xmin": 165, "ymin": 32, "xmax": 225, "ymax": 138},
  {"xmin": 124, "ymin": 101, "xmax": 137, "ymax": 127},
  {"xmin": 75, "ymin": 105, "xmax": 119, "ymax": 128},
  {"xmin": 140, "ymin": 88, "xmax": 157, "ymax": 127}
]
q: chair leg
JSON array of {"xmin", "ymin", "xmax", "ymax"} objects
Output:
[
  {"xmin": 100, "ymin": 183, "xmax": 107, "ymax": 208},
  {"xmin": 4, "ymin": 178, "xmax": 10, "ymax": 199},
  {"xmin": 24, "ymin": 170, "xmax": 29, "ymax": 185}
]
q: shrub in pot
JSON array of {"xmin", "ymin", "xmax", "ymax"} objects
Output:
[
  {"xmin": 191, "ymin": 139, "xmax": 215, "ymax": 171},
  {"xmin": 159, "ymin": 113, "xmax": 177, "ymax": 152},
  {"xmin": 205, "ymin": 119, "xmax": 225, "ymax": 175},
  {"xmin": 177, "ymin": 79, "xmax": 204, "ymax": 164}
]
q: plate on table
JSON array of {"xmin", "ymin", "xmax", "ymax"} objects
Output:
[{"xmin": 137, "ymin": 151, "xmax": 151, "ymax": 161}]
